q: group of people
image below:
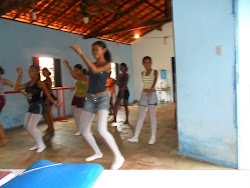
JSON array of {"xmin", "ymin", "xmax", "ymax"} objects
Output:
[{"xmin": 0, "ymin": 41, "xmax": 158, "ymax": 170}]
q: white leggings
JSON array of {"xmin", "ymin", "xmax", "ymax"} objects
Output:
[
  {"xmin": 72, "ymin": 105, "xmax": 83, "ymax": 132},
  {"xmin": 134, "ymin": 105, "xmax": 157, "ymax": 140},
  {"xmin": 81, "ymin": 109, "xmax": 123, "ymax": 159},
  {"xmin": 24, "ymin": 112, "xmax": 44, "ymax": 147}
]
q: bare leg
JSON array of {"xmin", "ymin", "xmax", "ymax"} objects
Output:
[
  {"xmin": 112, "ymin": 97, "xmax": 122, "ymax": 122},
  {"xmin": 43, "ymin": 106, "xmax": 54, "ymax": 133},
  {"xmin": 0, "ymin": 123, "xmax": 8, "ymax": 146},
  {"xmin": 123, "ymin": 100, "xmax": 129, "ymax": 124}
]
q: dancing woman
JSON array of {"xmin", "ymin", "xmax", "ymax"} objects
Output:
[
  {"xmin": 71, "ymin": 41, "xmax": 124, "ymax": 170},
  {"xmin": 64, "ymin": 61, "xmax": 88, "ymax": 135},
  {"xmin": 14, "ymin": 65, "xmax": 60, "ymax": 153},
  {"xmin": 42, "ymin": 68, "xmax": 55, "ymax": 133}
]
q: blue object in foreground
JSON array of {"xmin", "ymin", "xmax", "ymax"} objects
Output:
[{"xmin": 2, "ymin": 160, "xmax": 104, "ymax": 188}]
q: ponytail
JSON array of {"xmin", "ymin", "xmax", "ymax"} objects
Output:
[{"xmin": 104, "ymin": 49, "xmax": 112, "ymax": 63}]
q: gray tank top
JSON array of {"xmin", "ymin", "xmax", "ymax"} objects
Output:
[{"xmin": 88, "ymin": 70, "xmax": 109, "ymax": 94}]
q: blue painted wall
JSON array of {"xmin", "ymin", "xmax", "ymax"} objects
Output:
[
  {"xmin": 173, "ymin": 0, "xmax": 237, "ymax": 168},
  {"xmin": 0, "ymin": 19, "xmax": 134, "ymax": 128}
]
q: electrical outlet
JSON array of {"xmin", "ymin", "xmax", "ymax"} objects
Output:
[{"xmin": 216, "ymin": 46, "xmax": 222, "ymax": 56}]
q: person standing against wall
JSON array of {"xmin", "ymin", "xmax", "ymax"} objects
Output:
[
  {"xmin": 71, "ymin": 41, "xmax": 125, "ymax": 170},
  {"xmin": 127, "ymin": 56, "xmax": 158, "ymax": 144}
]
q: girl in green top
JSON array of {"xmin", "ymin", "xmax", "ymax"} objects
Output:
[{"xmin": 63, "ymin": 60, "xmax": 88, "ymax": 136}]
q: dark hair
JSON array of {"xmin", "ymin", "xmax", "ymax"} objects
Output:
[
  {"xmin": 74, "ymin": 64, "xmax": 83, "ymax": 70},
  {"xmin": 142, "ymin": 56, "xmax": 152, "ymax": 62},
  {"xmin": 42, "ymin": 68, "xmax": 51, "ymax": 75},
  {"xmin": 0, "ymin": 66, "xmax": 5, "ymax": 75},
  {"xmin": 120, "ymin": 63, "xmax": 128, "ymax": 71},
  {"xmin": 29, "ymin": 65, "xmax": 40, "ymax": 80},
  {"xmin": 92, "ymin": 41, "xmax": 112, "ymax": 62},
  {"xmin": 30, "ymin": 65, "xmax": 40, "ymax": 71},
  {"xmin": 82, "ymin": 68, "xmax": 88, "ymax": 75}
]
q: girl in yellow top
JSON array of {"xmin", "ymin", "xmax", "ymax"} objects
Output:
[
  {"xmin": 128, "ymin": 56, "xmax": 158, "ymax": 144},
  {"xmin": 63, "ymin": 61, "xmax": 88, "ymax": 136}
]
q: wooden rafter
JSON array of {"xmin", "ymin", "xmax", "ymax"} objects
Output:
[
  {"xmin": 73, "ymin": 0, "xmax": 131, "ymax": 34},
  {"xmin": 111, "ymin": 11, "xmax": 166, "ymax": 42},
  {"xmin": 46, "ymin": 0, "xmax": 80, "ymax": 27},
  {"xmin": 146, "ymin": 1, "xmax": 165, "ymax": 14},
  {"xmin": 30, "ymin": 0, "xmax": 60, "ymax": 23},
  {"xmin": 87, "ymin": 0, "xmax": 146, "ymax": 24},
  {"xmin": 84, "ymin": 17, "xmax": 170, "ymax": 39},
  {"xmin": 0, "ymin": 0, "xmax": 31, "ymax": 16},
  {"xmin": 84, "ymin": 0, "xmax": 148, "ymax": 38},
  {"xmin": 165, "ymin": 0, "xmax": 168, "ymax": 17}
]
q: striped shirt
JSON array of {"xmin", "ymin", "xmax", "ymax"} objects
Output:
[{"xmin": 142, "ymin": 69, "xmax": 155, "ymax": 89}]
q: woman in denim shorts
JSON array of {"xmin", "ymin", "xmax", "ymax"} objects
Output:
[
  {"xmin": 71, "ymin": 41, "xmax": 124, "ymax": 170},
  {"xmin": 15, "ymin": 65, "xmax": 60, "ymax": 153},
  {"xmin": 128, "ymin": 56, "xmax": 158, "ymax": 144}
]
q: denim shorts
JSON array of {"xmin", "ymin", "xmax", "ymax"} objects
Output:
[
  {"xmin": 139, "ymin": 91, "xmax": 158, "ymax": 107},
  {"xmin": 28, "ymin": 100, "xmax": 45, "ymax": 115},
  {"xmin": 84, "ymin": 93, "xmax": 110, "ymax": 113}
]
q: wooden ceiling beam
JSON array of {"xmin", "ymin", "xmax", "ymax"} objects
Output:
[
  {"xmin": 112, "ymin": 11, "xmax": 167, "ymax": 43},
  {"xmin": 46, "ymin": 0, "xmax": 81, "ymax": 27},
  {"xmin": 84, "ymin": 17, "xmax": 171, "ymax": 39},
  {"xmin": 165, "ymin": 0, "xmax": 168, "ymax": 17},
  {"xmin": 69, "ymin": 0, "xmax": 131, "ymax": 33},
  {"xmin": 86, "ymin": 0, "xmax": 119, "ymax": 14},
  {"xmin": 0, "ymin": 0, "xmax": 31, "ymax": 16},
  {"xmin": 146, "ymin": 2, "xmax": 165, "ymax": 14},
  {"xmin": 83, "ymin": 0, "xmax": 148, "ymax": 38},
  {"xmin": 87, "ymin": 0, "xmax": 146, "ymax": 24},
  {"xmin": 30, "ymin": 0, "xmax": 59, "ymax": 23}
]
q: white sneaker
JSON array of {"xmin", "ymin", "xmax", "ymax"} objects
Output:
[
  {"xmin": 127, "ymin": 138, "xmax": 138, "ymax": 142},
  {"xmin": 75, "ymin": 131, "xmax": 81, "ymax": 136}
]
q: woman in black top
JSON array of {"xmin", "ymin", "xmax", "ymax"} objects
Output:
[
  {"xmin": 71, "ymin": 41, "xmax": 124, "ymax": 170},
  {"xmin": 15, "ymin": 65, "xmax": 60, "ymax": 153}
]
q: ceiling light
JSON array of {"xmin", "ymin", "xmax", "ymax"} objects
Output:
[
  {"xmin": 135, "ymin": 34, "xmax": 140, "ymax": 39},
  {"xmin": 31, "ymin": 0, "xmax": 36, "ymax": 21},
  {"xmin": 83, "ymin": 16, "xmax": 89, "ymax": 24},
  {"xmin": 32, "ymin": 11, "xmax": 37, "ymax": 20}
]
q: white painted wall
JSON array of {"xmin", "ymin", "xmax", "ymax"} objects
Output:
[{"xmin": 131, "ymin": 22, "xmax": 175, "ymax": 102}]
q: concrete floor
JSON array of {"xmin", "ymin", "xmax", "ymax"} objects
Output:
[{"xmin": 0, "ymin": 103, "xmax": 229, "ymax": 170}]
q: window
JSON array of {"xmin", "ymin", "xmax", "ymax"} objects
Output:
[
  {"xmin": 33, "ymin": 57, "xmax": 62, "ymax": 87},
  {"xmin": 38, "ymin": 57, "xmax": 55, "ymax": 87},
  {"xmin": 110, "ymin": 62, "xmax": 117, "ymax": 79}
]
